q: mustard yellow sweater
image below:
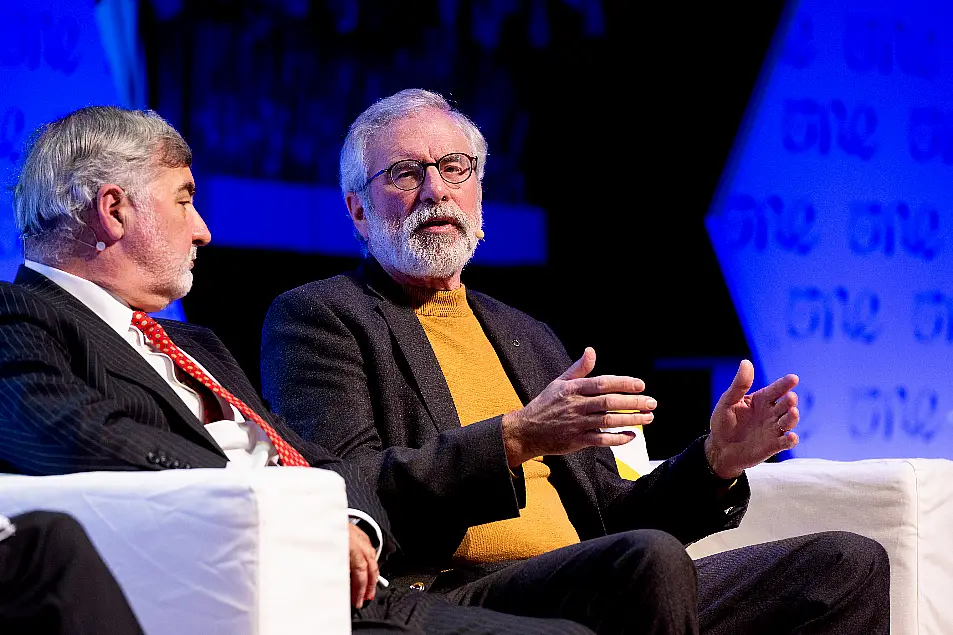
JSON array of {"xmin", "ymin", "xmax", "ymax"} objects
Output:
[{"xmin": 407, "ymin": 284, "xmax": 580, "ymax": 563}]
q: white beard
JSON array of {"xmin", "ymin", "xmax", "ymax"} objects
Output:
[{"xmin": 365, "ymin": 200, "xmax": 482, "ymax": 279}]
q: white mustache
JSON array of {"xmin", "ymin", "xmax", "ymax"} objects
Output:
[{"xmin": 405, "ymin": 202, "xmax": 472, "ymax": 235}]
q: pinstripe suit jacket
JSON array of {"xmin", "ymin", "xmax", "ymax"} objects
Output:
[
  {"xmin": 261, "ymin": 257, "xmax": 749, "ymax": 581},
  {"xmin": 0, "ymin": 266, "xmax": 392, "ymax": 551}
]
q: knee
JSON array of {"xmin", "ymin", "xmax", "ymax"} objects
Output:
[
  {"xmin": 817, "ymin": 531, "xmax": 888, "ymax": 567},
  {"xmin": 618, "ymin": 529, "xmax": 695, "ymax": 585},
  {"xmin": 808, "ymin": 531, "xmax": 890, "ymax": 584},
  {"xmin": 25, "ymin": 511, "xmax": 96, "ymax": 563},
  {"xmin": 38, "ymin": 511, "xmax": 88, "ymax": 543}
]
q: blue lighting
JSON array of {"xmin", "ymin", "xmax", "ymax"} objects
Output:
[{"xmin": 707, "ymin": 0, "xmax": 953, "ymax": 459}]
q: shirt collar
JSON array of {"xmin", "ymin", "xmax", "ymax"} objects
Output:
[{"xmin": 24, "ymin": 260, "xmax": 135, "ymax": 338}]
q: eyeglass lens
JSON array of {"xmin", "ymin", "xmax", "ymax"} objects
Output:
[{"xmin": 390, "ymin": 153, "xmax": 473, "ymax": 190}]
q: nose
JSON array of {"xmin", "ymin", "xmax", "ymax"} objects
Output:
[
  {"xmin": 190, "ymin": 206, "xmax": 212, "ymax": 246},
  {"xmin": 417, "ymin": 165, "xmax": 449, "ymax": 203}
]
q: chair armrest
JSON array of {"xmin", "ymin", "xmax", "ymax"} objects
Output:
[
  {"xmin": 0, "ymin": 467, "xmax": 351, "ymax": 635},
  {"xmin": 685, "ymin": 458, "xmax": 953, "ymax": 635}
]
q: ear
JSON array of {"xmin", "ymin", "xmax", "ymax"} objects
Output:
[
  {"xmin": 93, "ymin": 183, "xmax": 128, "ymax": 243},
  {"xmin": 345, "ymin": 191, "xmax": 370, "ymax": 240}
]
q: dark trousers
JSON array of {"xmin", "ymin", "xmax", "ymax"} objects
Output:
[
  {"xmin": 434, "ymin": 529, "xmax": 890, "ymax": 635},
  {"xmin": 0, "ymin": 511, "xmax": 145, "ymax": 635},
  {"xmin": 354, "ymin": 585, "xmax": 595, "ymax": 634}
]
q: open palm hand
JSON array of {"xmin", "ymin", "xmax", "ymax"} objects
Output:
[{"xmin": 705, "ymin": 360, "xmax": 800, "ymax": 479}]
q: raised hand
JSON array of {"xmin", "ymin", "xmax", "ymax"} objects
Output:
[
  {"xmin": 501, "ymin": 347, "xmax": 657, "ymax": 467},
  {"xmin": 705, "ymin": 359, "xmax": 800, "ymax": 479}
]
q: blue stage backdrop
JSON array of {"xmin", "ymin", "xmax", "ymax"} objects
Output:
[
  {"xmin": 2, "ymin": 0, "xmax": 548, "ymax": 282},
  {"xmin": 707, "ymin": 0, "xmax": 953, "ymax": 460},
  {"xmin": 0, "ymin": 0, "xmax": 184, "ymax": 319}
]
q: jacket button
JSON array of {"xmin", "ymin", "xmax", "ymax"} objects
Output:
[
  {"xmin": 171, "ymin": 460, "xmax": 181, "ymax": 468},
  {"xmin": 512, "ymin": 338, "xmax": 520, "ymax": 347},
  {"xmin": 409, "ymin": 582, "xmax": 426, "ymax": 591},
  {"xmin": 183, "ymin": 463, "xmax": 192, "ymax": 469},
  {"xmin": 147, "ymin": 452, "xmax": 159, "ymax": 464}
]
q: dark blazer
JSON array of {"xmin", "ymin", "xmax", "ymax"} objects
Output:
[
  {"xmin": 0, "ymin": 266, "xmax": 392, "ymax": 555},
  {"xmin": 261, "ymin": 257, "xmax": 748, "ymax": 580}
]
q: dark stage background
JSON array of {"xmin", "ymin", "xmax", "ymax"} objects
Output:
[{"xmin": 140, "ymin": 0, "xmax": 787, "ymax": 460}]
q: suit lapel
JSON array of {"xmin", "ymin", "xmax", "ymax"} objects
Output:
[
  {"xmin": 468, "ymin": 291, "xmax": 608, "ymax": 532},
  {"xmin": 15, "ymin": 267, "xmax": 224, "ymax": 453},
  {"xmin": 376, "ymin": 300, "xmax": 461, "ymax": 433},
  {"xmin": 468, "ymin": 294, "xmax": 542, "ymax": 406},
  {"xmin": 361, "ymin": 260, "xmax": 461, "ymax": 433}
]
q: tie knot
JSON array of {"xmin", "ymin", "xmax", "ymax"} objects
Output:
[{"xmin": 131, "ymin": 311, "xmax": 170, "ymax": 348}]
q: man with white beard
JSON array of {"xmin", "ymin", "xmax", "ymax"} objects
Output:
[{"xmin": 260, "ymin": 88, "xmax": 890, "ymax": 635}]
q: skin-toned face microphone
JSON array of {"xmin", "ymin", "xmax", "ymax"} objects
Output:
[{"xmin": 474, "ymin": 229, "xmax": 485, "ymax": 240}]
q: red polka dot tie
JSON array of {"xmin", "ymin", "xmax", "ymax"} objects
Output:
[{"xmin": 131, "ymin": 311, "xmax": 309, "ymax": 467}]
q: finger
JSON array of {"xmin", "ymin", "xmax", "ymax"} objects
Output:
[
  {"xmin": 755, "ymin": 373, "xmax": 800, "ymax": 406},
  {"xmin": 572, "ymin": 375, "xmax": 646, "ymax": 396},
  {"xmin": 587, "ymin": 394, "xmax": 656, "ymax": 414},
  {"xmin": 577, "ymin": 429, "xmax": 636, "ymax": 447},
  {"xmin": 558, "ymin": 347, "xmax": 596, "ymax": 381},
  {"xmin": 351, "ymin": 561, "xmax": 368, "ymax": 608},
  {"xmin": 771, "ymin": 391, "xmax": 798, "ymax": 418},
  {"xmin": 364, "ymin": 552, "xmax": 379, "ymax": 602},
  {"xmin": 778, "ymin": 429, "xmax": 799, "ymax": 452},
  {"xmin": 778, "ymin": 406, "xmax": 800, "ymax": 432},
  {"xmin": 717, "ymin": 359, "xmax": 755, "ymax": 407},
  {"xmin": 598, "ymin": 411, "xmax": 654, "ymax": 428}
]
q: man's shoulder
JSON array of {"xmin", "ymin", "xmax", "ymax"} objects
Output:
[
  {"xmin": 0, "ymin": 278, "xmax": 59, "ymax": 319},
  {"xmin": 0, "ymin": 278, "xmax": 29, "ymax": 300},
  {"xmin": 271, "ymin": 270, "xmax": 368, "ymax": 310}
]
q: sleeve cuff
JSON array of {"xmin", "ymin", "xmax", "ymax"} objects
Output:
[
  {"xmin": 0, "ymin": 514, "xmax": 15, "ymax": 542},
  {"xmin": 347, "ymin": 508, "xmax": 383, "ymax": 559}
]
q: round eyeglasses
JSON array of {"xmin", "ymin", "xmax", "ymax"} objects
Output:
[{"xmin": 364, "ymin": 153, "xmax": 478, "ymax": 191}]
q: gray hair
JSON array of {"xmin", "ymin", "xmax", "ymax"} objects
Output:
[
  {"xmin": 13, "ymin": 106, "xmax": 192, "ymax": 241},
  {"xmin": 339, "ymin": 88, "xmax": 488, "ymax": 197}
]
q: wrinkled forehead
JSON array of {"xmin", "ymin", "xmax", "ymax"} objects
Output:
[{"xmin": 366, "ymin": 110, "xmax": 473, "ymax": 167}]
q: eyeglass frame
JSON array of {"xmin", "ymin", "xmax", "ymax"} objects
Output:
[{"xmin": 362, "ymin": 153, "xmax": 479, "ymax": 191}]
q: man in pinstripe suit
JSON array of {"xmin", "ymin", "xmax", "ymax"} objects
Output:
[{"xmin": 0, "ymin": 106, "xmax": 594, "ymax": 634}]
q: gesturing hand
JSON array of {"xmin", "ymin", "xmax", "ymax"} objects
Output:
[
  {"xmin": 705, "ymin": 359, "xmax": 800, "ymax": 479},
  {"xmin": 348, "ymin": 523, "xmax": 380, "ymax": 609},
  {"xmin": 501, "ymin": 347, "xmax": 657, "ymax": 467}
]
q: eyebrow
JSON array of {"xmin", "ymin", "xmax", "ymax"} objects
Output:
[{"xmin": 175, "ymin": 181, "xmax": 196, "ymax": 197}]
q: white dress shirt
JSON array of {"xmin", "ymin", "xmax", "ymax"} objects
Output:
[
  {"xmin": 0, "ymin": 514, "xmax": 14, "ymax": 542},
  {"xmin": 26, "ymin": 260, "xmax": 278, "ymax": 468},
  {"xmin": 23, "ymin": 261, "xmax": 383, "ymax": 556}
]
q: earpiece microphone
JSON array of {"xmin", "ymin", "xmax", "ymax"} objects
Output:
[
  {"xmin": 474, "ymin": 229, "xmax": 485, "ymax": 240},
  {"xmin": 65, "ymin": 236, "xmax": 106, "ymax": 252}
]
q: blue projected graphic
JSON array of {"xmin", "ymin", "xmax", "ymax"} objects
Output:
[
  {"xmin": 707, "ymin": 0, "xmax": 953, "ymax": 459},
  {"xmin": 0, "ymin": 0, "xmax": 182, "ymax": 320}
]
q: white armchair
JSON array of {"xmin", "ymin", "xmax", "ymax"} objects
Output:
[
  {"xmin": 9, "ymin": 453, "xmax": 948, "ymax": 635},
  {"xmin": 0, "ymin": 468, "xmax": 352, "ymax": 635},
  {"xmin": 684, "ymin": 458, "xmax": 953, "ymax": 635}
]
